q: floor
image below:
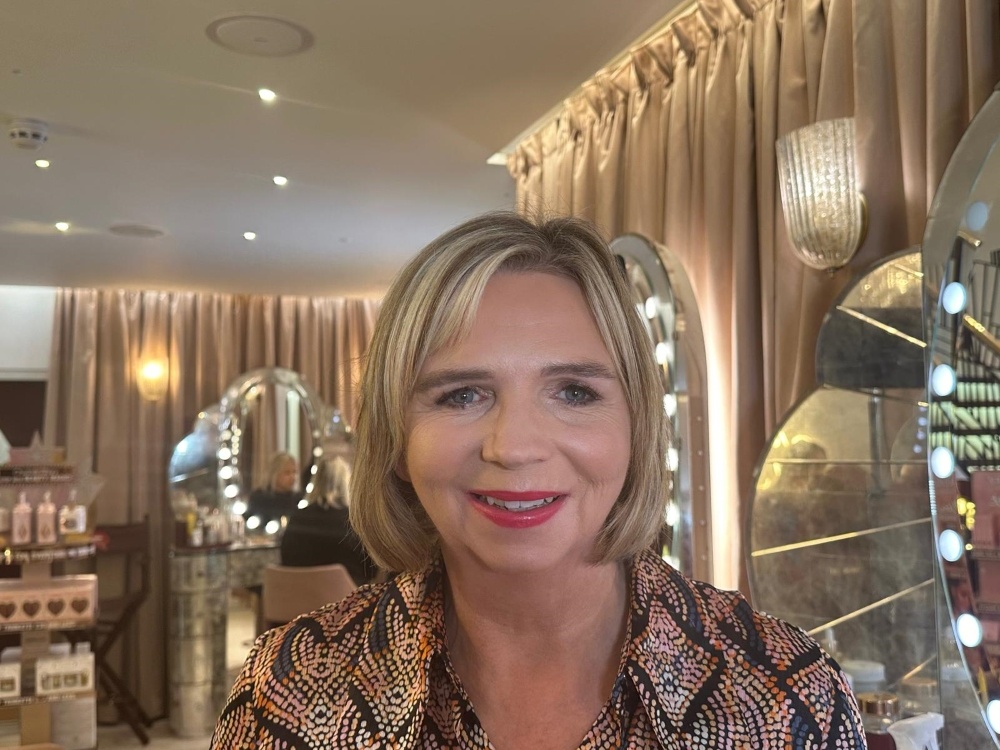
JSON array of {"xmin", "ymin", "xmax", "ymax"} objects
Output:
[{"xmin": 96, "ymin": 594, "xmax": 257, "ymax": 749}]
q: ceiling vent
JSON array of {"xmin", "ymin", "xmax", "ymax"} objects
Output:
[{"xmin": 8, "ymin": 119, "xmax": 49, "ymax": 150}]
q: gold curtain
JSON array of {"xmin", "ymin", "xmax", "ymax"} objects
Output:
[
  {"xmin": 43, "ymin": 288, "xmax": 380, "ymax": 719},
  {"xmin": 509, "ymin": 0, "xmax": 1000, "ymax": 590}
]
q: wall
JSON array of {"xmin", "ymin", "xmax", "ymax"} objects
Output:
[{"xmin": 0, "ymin": 286, "xmax": 55, "ymax": 380}]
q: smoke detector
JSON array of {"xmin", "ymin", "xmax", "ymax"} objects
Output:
[{"xmin": 8, "ymin": 119, "xmax": 49, "ymax": 150}]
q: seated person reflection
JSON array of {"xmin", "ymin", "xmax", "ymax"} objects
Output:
[
  {"xmin": 245, "ymin": 451, "xmax": 301, "ymax": 535},
  {"xmin": 213, "ymin": 213, "xmax": 863, "ymax": 749},
  {"xmin": 280, "ymin": 456, "xmax": 378, "ymax": 585}
]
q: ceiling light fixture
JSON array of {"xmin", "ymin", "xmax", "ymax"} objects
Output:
[
  {"xmin": 54, "ymin": 222, "xmax": 69, "ymax": 232},
  {"xmin": 34, "ymin": 159, "xmax": 50, "ymax": 169},
  {"xmin": 272, "ymin": 175, "xmax": 288, "ymax": 187},
  {"xmin": 243, "ymin": 231, "xmax": 257, "ymax": 241},
  {"xmin": 258, "ymin": 88, "xmax": 277, "ymax": 103}
]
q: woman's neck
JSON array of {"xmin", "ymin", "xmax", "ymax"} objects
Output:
[{"xmin": 442, "ymin": 553, "xmax": 629, "ymax": 676}]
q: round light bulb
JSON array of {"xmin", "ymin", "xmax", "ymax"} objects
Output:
[
  {"xmin": 966, "ymin": 201, "xmax": 989, "ymax": 232},
  {"xmin": 987, "ymin": 700, "xmax": 1000, "ymax": 733},
  {"xmin": 231, "ymin": 500, "xmax": 247, "ymax": 516},
  {"xmin": 666, "ymin": 447, "xmax": 679, "ymax": 472},
  {"xmin": 931, "ymin": 364, "xmax": 957, "ymax": 397},
  {"xmin": 938, "ymin": 529, "xmax": 964, "ymax": 562},
  {"xmin": 243, "ymin": 231, "xmax": 257, "ymax": 241},
  {"xmin": 272, "ymin": 175, "xmax": 288, "ymax": 186},
  {"xmin": 930, "ymin": 447, "xmax": 955, "ymax": 479},
  {"xmin": 246, "ymin": 515, "xmax": 261, "ymax": 530},
  {"xmin": 223, "ymin": 484, "xmax": 239, "ymax": 499},
  {"xmin": 644, "ymin": 296, "xmax": 659, "ymax": 320},
  {"xmin": 663, "ymin": 393, "xmax": 677, "ymax": 418},
  {"xmin": 54, "ymin": 222, "xmax": 70, "ymax": 232},
  {"xmin": 957, "ymin": 613, "xmax": 984, "ymax": 648},
  {"xmin": 34, "ymin": 159, "xmax": 50, "ymax": 169},
  {"xmin": 218, "ymin": 447, "xmax": 232, "ymax": 461},
  {"xmin": 258, "ymin": 88, "xmax": 277, "ymax": 102},
  {"xmin": 265, "ymin": 520, "xmax": 280, "ymax": 535},
  {"xmin": 297, "ymin": 499, "xmax": 308, "ymax": 509},
  {"xmin": 219, "ymin": 466, "xmax": 234, "ymax": 480},
  {"xmin": 942, "ymin": 282, "xmax": 968, "ymax": 314}
]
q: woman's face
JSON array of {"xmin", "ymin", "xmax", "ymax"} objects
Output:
[
  {"xmin": 403, "ymin": 271, "xmax": 631, "ymax": 575},
  {"xmin": 274, "ymin": 459, "xmax": 298, "ymax": 492}
]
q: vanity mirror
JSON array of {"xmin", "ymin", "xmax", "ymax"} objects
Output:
[
  {"xmin": 216, "ymin": 367, "xmax": 325, "ymax": 536},
  {"xmin": 924, "ymin": 87, "xmax": 1000, "ymax": 746},
  {"xmin": 610, "ymin": 234, "xmax": 711, "ymax": 580}
]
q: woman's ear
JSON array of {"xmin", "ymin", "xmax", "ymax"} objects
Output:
[{"xmin": 394, "ymin": 456, "xmax": 410, "ymax": 482}]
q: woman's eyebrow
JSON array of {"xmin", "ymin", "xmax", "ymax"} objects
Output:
[{"xmin": 541, "ymin": 361, "xmax": 617, "ymax": 380}]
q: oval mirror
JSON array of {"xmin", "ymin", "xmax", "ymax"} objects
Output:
[
  {"xmin": 924, "ymin": 88, "xmax": 1000, "ymax": 745},
  {"xmin": 216, "ymin": 368, "xmax": 325, "ymax": 537},
  {"xmin": 610, "ymin": 234, "xmax": 712, "ymax": 580}
]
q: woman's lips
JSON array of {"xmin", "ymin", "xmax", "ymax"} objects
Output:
[{"xmin": 467, "ymin": 491, "xmax": 566, "ymax": 528}]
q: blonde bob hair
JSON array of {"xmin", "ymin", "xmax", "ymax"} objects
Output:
[{"xmin": 351, "ymin": 212, "xmax": 670, "ymax": 572}]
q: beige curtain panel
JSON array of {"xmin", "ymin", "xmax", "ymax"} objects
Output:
[
  {"xmin": 508, "ymin": 0, "xmax": 1000, "ymax": 591},
  {"xmin": 43, "ymin": 288, "xmax": 379, "ymax": 720}
]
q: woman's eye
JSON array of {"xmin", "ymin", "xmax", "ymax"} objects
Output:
[
  {"xmin": 559, "ymin": 384, "xmax": 598, "ymax": 405},
  {"xmin": 438, "ymin": 387, "xmax": 483, "ymax": 407}
]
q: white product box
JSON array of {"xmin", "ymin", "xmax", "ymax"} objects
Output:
[
  {"xmin": 35, "ymin": 652, "xmax": 93, "ymax": 697},
  {"xmin": 0, "ymin": 663, "xmax": 18, "ymax": 699}
]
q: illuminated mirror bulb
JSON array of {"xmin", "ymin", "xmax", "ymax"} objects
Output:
[
  {"xmin": 665, "ymin": 502, "xmax": 680, "ymax": 527},
  {"xmin": 644, "ymin": 296, "xmax": 659, "ymax": 320},
  {"xmin": 966, "ymin": 201, "xmax": 989, "ymax": 232},
  {"xmin": 655, "ymin": 342, "xmax": 670, "ymax": 365},
  {"xmin": 942, "ymin": 282, "xmax": 967, "ymax": 314},
  {"xmin": 666, "ymin": 447, "xmax": 679, "ymax": 472},
  {"xmin": 223, "ymin": 484, "xmax": 239, "ymax": 499},
  {"xmin": 957, "ymin": 613, "xmax": 984, "ymax": 647},
  {"xmin": 219, "ymin": 466, "xmax": 234, "ymax": 480},
  {"xmin": 297, "ymin": 499, "xmax": 308, "ymax": 509},
  {"xmin": 231, "ymin": 500, "xmax": 247, "ymax": 516},
  {"xmin": 663, "ymin": 393, "xmax": 677, "ymax": 418},
  {"xmin": 987, "ymin": 700, "xmax": 1000, "ymax": 733},
  {"xmin": 930, "ymin": 447, "xmax": 955, "ymax": 479},
  {"xmin": 938, "ymin": 529, "xmax": 964, "ymax": 562},
  {"xmin": 265, "ymin": 520, "xmax": 280, "ymax": 535},
  {"xmin": 246, "ymin": 515, "xmax": 261, "ymax": 530},
  {"xmin": 312, "ymin": 446, "xmax": 323, "ymax": 457},
  {"xmin": 931, "ymin": 364, "xmax": 957, "ymax": 396},
  {"xmin": 217, "ymin": 447, "xmax": 232, "ymax": 461}
]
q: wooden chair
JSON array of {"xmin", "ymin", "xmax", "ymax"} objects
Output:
[{"xmin": 261, "ymin": 564, "xmax": 357, "ymax": 630}]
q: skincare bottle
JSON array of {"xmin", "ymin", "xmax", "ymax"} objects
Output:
[
  {"xmin": 36, "ymin": 491, "xmax": 57, "ymax": 545},
  {"xmin": 11, "ymin": 493, "xmax": 32, "ymax": 546},
  {"xmin": 58, "ymin": 489, "xmax": 87, "ymax": 537}
]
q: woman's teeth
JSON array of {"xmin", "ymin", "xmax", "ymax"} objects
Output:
[{"xmin": 476, "ymin": 494, "xmax": 558, "ymax": 512}]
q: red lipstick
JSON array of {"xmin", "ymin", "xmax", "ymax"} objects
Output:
[{"xmin": 467, "ymin": 490, "xmax": 566, "ymax": 529}]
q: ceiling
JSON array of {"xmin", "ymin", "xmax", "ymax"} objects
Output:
[{"xmin": 0, "ymin": 0, "xmax": 683, "ymax": 297}]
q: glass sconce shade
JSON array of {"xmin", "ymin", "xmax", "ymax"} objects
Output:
[
  {"xmin": 776, "ymin": 117, "xmax": 868, "ymax": 271},
  {"xmin": 136, "ymin": 357, "xmax": 169, "ymax": 401}
]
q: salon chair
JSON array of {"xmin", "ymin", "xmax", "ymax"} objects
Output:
[{"xmin": 261, "ymin": 563, "xmax": 357, "ymax": 631}]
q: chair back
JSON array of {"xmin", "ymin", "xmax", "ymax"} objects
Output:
[
  {"xmin": 93, "ymin": 518, "xmax": 151, "ymax": 608},
  {"xmin": 262, "ymin": 563, "xmax": 357, "ymax": 627}
]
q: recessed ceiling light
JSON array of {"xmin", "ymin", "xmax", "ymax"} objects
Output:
[
  {"xmin": 34, "ymin": 159, "xmax": 50, "ymax": 169},
  {"xmin": 54, "ymin": 222, "xmax": 69, "ymax": 232},
  {"xmin": 272, "ymin": 175, "xmax": 288, "ymax": 186},
  {"xmin": 258, "ymin": 88, "xmax": 276, "ymax": 102},
  {"xmin": 243, "ymin": 231, "xmax": 257, "ymax": 241}
]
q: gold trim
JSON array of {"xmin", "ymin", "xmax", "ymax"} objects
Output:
[
  {"xmin": 806, "ymin": 579, "xmax": 934, "ymax": 636},
  {"xmin": 752, "ymin": 517, "xmax": 931, "ymax": 558}
]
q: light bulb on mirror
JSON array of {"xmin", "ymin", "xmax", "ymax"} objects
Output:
[
  {"xmin": 246, "ymin": 516, "xmax": 261, "ymax": 530},
  {"xmin": 938, "ymin": 529, "xmax": 964, "ymax": 562},
  {"xmin": 931, "ymin": 364, "xmax": 957, "ymax": 396},
  {"xmin": 957, "ymin": 613, "xmax": 983, "ymax": 648},
  {"xmin": 265, "ymin": 520, "xmax": 280, "ymax": 535},
  {"xmin": 931, "ymin": 447, "xmax": 955, "ymax": 479},
  {"xmin": 231, "ymin": 500, "xmax": 247, "ymax": 516},
  {"xmin": 942, "ymin": 282, "xmax": 968, "ymax": 315}
]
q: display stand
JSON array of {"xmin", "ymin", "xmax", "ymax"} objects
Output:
[{"xmin": 0, "ymin": 464, "xmax": 97, "ymax": 749}]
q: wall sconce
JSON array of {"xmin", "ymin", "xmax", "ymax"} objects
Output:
[
  {"xmin": 776, "ymin": 117, "xmax": 868, "ymax": 271},
  {"xmin": 136, "ymin": 357, "xmax": 169, "ymax": 402}
]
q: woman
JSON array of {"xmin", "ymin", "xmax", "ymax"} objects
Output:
[
  {"xmin": 212, "ymin": 213, "xmax": 863, "ymax": 748},
  {"xmin": 280, "ymin": 455, "xmax": 378, "ymax": 585},
  {"xmin": 244, "ymin": 451, "xmax": 300, "ymax": 533}
]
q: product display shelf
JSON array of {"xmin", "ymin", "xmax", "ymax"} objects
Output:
[{"xmin": 0, "ymin": 546, "xmax": 97, "ymax": 747}]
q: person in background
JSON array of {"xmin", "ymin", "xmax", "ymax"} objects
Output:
[
  {"xmin": 244, "ymin": 451, "xmax": 300, "ymax": 534},
  {"xmin": 279, "ymin": 455, "xmax": 378, "ymax": 584},
  {"xmin": 213, "ymin": 212, "xmax": 863, "ymax": 748}
]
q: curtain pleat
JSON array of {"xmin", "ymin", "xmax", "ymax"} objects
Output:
[
  {"xmin": 43, "ymin": 288, "xmax": 380, "ymax": 719},
  {"xmin": 508, "ymin": 0, "xmax": 1000, "ymax": 589}
]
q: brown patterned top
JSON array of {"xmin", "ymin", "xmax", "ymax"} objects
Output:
[{"xmin": 212, "ymin": 550, "xmax": 865, "ymax": 749}]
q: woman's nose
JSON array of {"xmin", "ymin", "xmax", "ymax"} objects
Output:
[{"xmin": 481, "ymin": 397, "xmax": 550, "ymax": 467}]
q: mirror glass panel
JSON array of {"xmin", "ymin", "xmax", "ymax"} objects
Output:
[
  {"xmin": 924, "ymin": 88, "xmax": 1000, "ymax": 744},
  {"xmin": 217, "ymin": 367, "xmax": 324, "ymax": 538},
  {"xmin": 611, "ymin": 234, "xmax": 711, "ymax": 579}
]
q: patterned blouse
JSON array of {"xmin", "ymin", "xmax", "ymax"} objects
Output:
[{"xmin": 212, "ymin": 550, "xmax": 865, "ymax": 749}]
